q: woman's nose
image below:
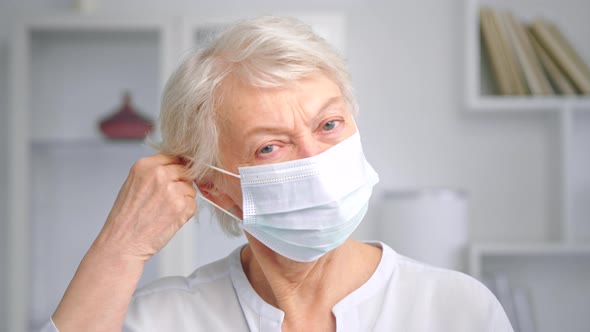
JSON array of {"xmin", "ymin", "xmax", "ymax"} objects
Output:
[{"xmin": 296, "ymin": 136, "xmax": 331, "ymax": 159}]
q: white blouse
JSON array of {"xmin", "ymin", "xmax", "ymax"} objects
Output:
[{"xmin": 42, "ymin": 242, "xmax": 513, "ymax": 331}]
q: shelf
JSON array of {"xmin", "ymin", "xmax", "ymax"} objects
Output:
[
  {"xmin": 470, "ymin": 242, "xmax": 590, "ymax": 332},
  {"xmin": 467, "ymin": 96, "xmax": 590, "ymax": 113},
  {"xmin": 471, "ymin": 242, "xmax": 590, "ymax": 257},
  {"xmin": 470, "ymin": 242, "xmax": 590, "ymax": 279},
  {"xmin": 465, "ymin": 0, "xmax": 590, "ymax": 111},
  {"xmin": 23, "ymin": 14, "xmax": 171, "ymax": 30},
  {"xmin": 30, "ymin": 28, "xmax": 160, "ymax": 140}
]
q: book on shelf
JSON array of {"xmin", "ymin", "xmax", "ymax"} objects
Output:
[
  {"xmin": 546, "ymin": 22, "xmax": 590, "ymax": 82},
  {"xmin": 479, "ymin": 7, "xmax": 590, "ymax": 96},
  {"xmin": 481, "ymin": 8, "xmax": 529, "ymax": 95},
  {"xmin": 556, "ymin": 22, "xmax": 590, "ymax": 91},
  {"xmin": 480, "ymin": 8, "xmax": 513, "ymax": 95},
  {"xmin": 505, "ymin": 13, "xmax": 553, "ymax": 95},
  {"xmin": 493, "ymin": 9, "xmax": 528, "ymax": 95},
  {"xmin": 527, "ymin": 29, "xmax": 577, "ymax": 95},
  {"xmin": 530, "ymin": 18, "xmax": 590, "ymax": 94}
]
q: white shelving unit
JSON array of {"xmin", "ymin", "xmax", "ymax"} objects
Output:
[
  {"xmin": 6, "ymin": 13, "xmax": 347, "ymax": 331},
  {"xmin": 465, "ymin": 0, "xmax": 590, "ymax": 331},
  {"xmin": 470, "ymin": 243, "xmax": 590, "ymax": 331},
  {"xmin": 6, "ymin": 15, "xmax": 181, "ymax": 332}
]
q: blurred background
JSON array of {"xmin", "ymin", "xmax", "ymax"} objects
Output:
[{"xmin": 0, "ymin": 0, "xmax": 589, "ymax": 331}]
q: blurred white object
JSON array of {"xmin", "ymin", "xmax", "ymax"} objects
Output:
[
  {"xmin": 379, "ymin": 188, "xmax": 469, "ymax": 272},
  {"xmin": 75, "ymin": 0, "xmax": 97, "ymax": 14}
]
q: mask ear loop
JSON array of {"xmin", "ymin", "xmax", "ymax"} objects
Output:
[
  {"xmin": 207, "ymin": 164, "xmax": 240, "ymax": 179},
  {"xmin": 197, "ymin": 164, "xmax": 242, "ymax": 222},
  {"xmin": 196, "ymin": 191, "xmax": 243, "ymax": 223}
]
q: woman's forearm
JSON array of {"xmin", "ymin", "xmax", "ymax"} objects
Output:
[
  {"xmin": 50, "ymin": 154, "xmax": 196, "ymax": 331},
  {"xmin": 51, "ymin": 239, "xmax": 145, "ymax": 332}
]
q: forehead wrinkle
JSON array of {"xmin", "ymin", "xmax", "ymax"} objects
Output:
[
  {"xmin": 214, "ymin": 79, "xmax": 287, "ymax": 164},
  {"xmin": 215, "ymin": 74, "xmax": 346, "ymax": 158},
  {"xmin": 215, "ymin": 76, "xmax": 258, "ymax": 139}
]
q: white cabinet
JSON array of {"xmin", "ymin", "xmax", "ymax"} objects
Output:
[
  {"xmin": 6, "ymin": 13, "xmax": 346, "ymax": 331},
  {"xmin": 7, "ymin": 15, "xmax": 178, "ymax": 331},
  {"xmin": 465, "ymin": 0, "xmax": 590, "ymax": 331},
  {"xmin": 470, "ymin": 244, "xmax": 590, "ymax": 332}
]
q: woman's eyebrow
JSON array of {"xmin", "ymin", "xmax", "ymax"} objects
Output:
[
  {"xmin": 243, "ymin": 125, "xmax": 290, "ymax": 138},
  {"xmin": 241, "ymin": 96, "xmax": 346, "ymax": 139},
  {"xmin": 316, "ymin": 96, "xmax": 346, "ymax": 114}
]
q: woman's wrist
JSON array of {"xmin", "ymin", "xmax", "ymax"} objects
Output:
[{"xmin": 87, "ymin": 232, "xmax": 147, "ymax": 276}]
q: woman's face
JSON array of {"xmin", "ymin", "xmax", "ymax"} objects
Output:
[{"xmin": 214, "ymin": 73, "xmax": 357, "ymax": 213}]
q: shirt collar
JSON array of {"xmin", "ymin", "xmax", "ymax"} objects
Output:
[{"xmin": 228, "ymin": 241, "xmax": 396, "ymax": 324}]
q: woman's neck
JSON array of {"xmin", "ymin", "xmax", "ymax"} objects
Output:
[{"xmin": 240, "ymin": 237, "xmax": 382, "ymax": 329}]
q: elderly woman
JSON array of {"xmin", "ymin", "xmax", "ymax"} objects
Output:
[{"xmin": 44, "ymin": 16, "xmax": 512, "ymax": 332}]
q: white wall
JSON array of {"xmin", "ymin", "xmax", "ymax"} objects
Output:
[
  {"xmin": 42, "ymin": 0, "xmax": 562, "ymax": 244},
  {"xmin": 1, "ymin": 0, "xmax": 581, "ymax": 327},
  {"xmin": 345, "ymin": 2, "xmax": 562, "ymax": 243},
  {"xmin": 0, "ymin": 11, "xmax": 13, "ymax": 332}
]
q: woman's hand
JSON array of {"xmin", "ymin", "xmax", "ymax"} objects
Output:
[
  {"xmin": 96, "ymin": 153, "xmax": 197, "ymax": 261},
  {"xmin": 52, "ymin": 153, "xmax": 196, "ymax": 332}
]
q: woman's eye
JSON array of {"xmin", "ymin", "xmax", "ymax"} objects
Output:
[
  {"xmin": 259, "ymin": 145, "xmax": 275, "ymax": 154},
  {"xmin": 322, "ymin": 120, "xmax": 339, "ymax": 131}
]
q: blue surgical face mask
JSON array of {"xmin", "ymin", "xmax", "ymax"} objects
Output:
[{"xmin": 198, "ymin": 131, "xmax": 379, "ymax": 262}]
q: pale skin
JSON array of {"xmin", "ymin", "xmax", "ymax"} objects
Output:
[{"xmin": 52, "ymin": 74, "xmax": 381, "ymax": 332}]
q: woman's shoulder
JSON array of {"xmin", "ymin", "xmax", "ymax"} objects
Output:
[
  {"xmin": 382, "ymin": 243, "xmax": 492, "ymax": 301},
  {"xmin": 378, "ymin": 243, "xmax": 513, "ymax": 331},
  {"xmin": 124, "ymin": 251, "xmax": 248, "ymax": 331},
  {"xmin": 361, "ymin": 241, "xmax": 500, "ymax": 310},
  {"xmin": 391, "ymin": 251, "xmax": 486, "ymax": 295}
]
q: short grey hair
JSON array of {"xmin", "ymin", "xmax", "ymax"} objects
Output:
[{"xmin": 154, "ymin": 16, "xmax": 357, "ymax": 236}]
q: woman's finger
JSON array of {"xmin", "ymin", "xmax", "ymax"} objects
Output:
[
  {"xmin": 169, "ymin": 181, "xmax": 197, "ymax": 198},
  {"xmin": 135, "ymin": 153, "xmax": 182, "ymax": 170},
  {"xmin": 158, "ymin": 164, "xmax": 192, "ymax": 182}
]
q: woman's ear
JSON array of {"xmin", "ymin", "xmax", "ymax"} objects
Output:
[{"xmin": 196, "ymin": 181, "xmax": 236, "ymax": 211}]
